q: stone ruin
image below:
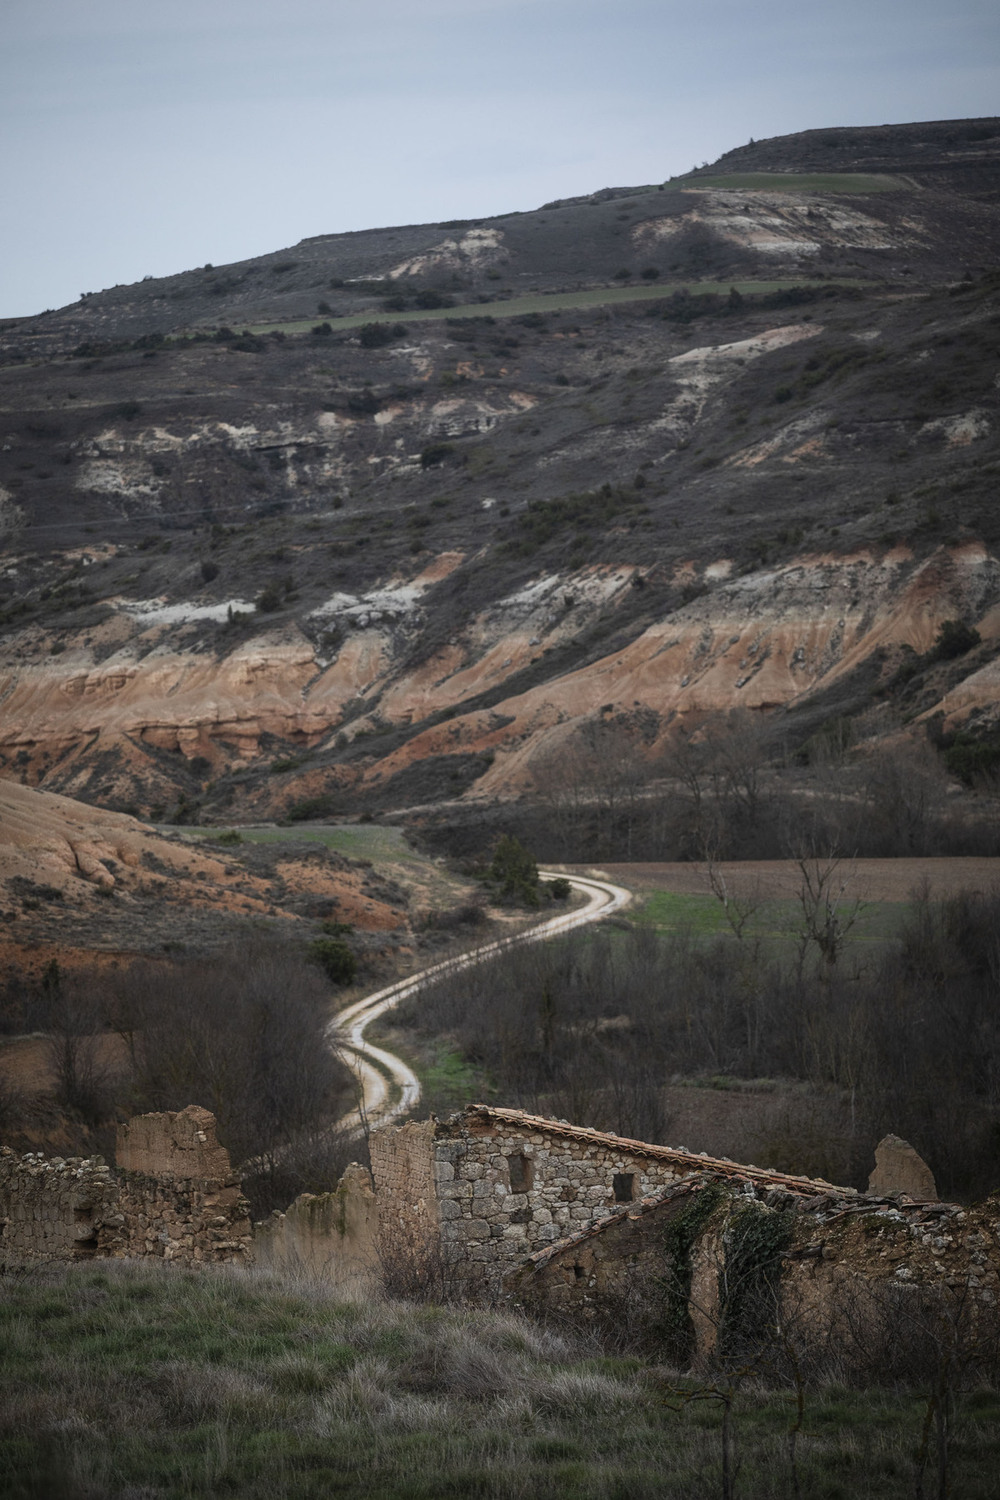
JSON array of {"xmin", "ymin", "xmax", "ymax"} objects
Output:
[
  {"xmin": 0, "ymin": 1105, "xmax": 252, "ymax": 1269},
  {"xmin": 369, "ymin": 1106, "xmax": 1000, "ymax": 1361},
  {"xmin": 2, "ymin": 1101, "xmax": 997, "ymax": 1366}
]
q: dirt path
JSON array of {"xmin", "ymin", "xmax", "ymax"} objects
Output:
[{"xmin": 329, "ymin": 872, "xmax": 632, "ymax": 1134}]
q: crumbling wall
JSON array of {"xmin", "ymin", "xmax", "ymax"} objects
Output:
[
  {"xmin": 371, "ymin": 1110, "xmax": 695, "ymax": 1291},
  {"xmin": 0, "ymin": 1107, "xmax": 251, "ymax": 1268},
  {"xmin": 370, "ymin": 1117, "xmax": 441, "ymax": 1282},
  {"xmin": 254, "ymin": 1163, "xmax": 378, "ymax": 1292},
  {"xmin": 507, "ymin": 1173, "xmax": 1000, "ymax": 1369},
  {"xmin": 114, "ymin": 1105, "xmax": 251, "ymax": 1265},
  {"xmin": 0, "ymin": 1148, "xmax": 125, "ymax": 1267}
]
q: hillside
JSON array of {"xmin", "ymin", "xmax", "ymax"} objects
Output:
[{"xmin": 1, "ymin": 118, "xmax": 999, "ymax": 844}]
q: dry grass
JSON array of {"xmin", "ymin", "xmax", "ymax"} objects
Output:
[{"xmin": 1, "ymin": 1261, "xmax": 998, "ymax": 1498}]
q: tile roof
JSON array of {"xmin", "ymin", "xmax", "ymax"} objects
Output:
[{"xmin": 454, "ymin": 1104, "xmax": 856, "ymax": 1198}]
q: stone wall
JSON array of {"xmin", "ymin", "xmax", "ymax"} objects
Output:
[
  {"xmin": 370, "ymin": 1106, "xmax": 804, "ymax": 1291},
  {"xmin": 0, "ymin": 1148, "xmax": 126, "ymax": 1267},
  {"xmin": 113, "ymin": 1106, "xmax": 251, "ymax": 1265},
  {"xmin": 254, "ymin": 1164, "xmax": 378, "ymax": 1292},
  {"xmin": 0, "ymin": 1106, "xmax": 251, "ymax": 1269},
  {"xmin": 507, "ymin": 1172, "xmax": 1000, "ymax": 1367}
]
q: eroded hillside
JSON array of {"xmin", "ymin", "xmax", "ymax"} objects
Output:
[{"xmin": 1, "ymin": 119, "xmax": 999, "ymax": 832}]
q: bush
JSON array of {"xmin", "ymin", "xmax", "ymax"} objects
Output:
[
  {"xmin": 358, "ymin": 322, "xmax": 407, "ymax": 348},
  {"xmin": 200, "ymin": 559, "xmax": 219, "ymax": 583},
  {"xmin": 256, "ymin": 584, "xmax": 282, "ymax": 612},
  {"xmin": 308, "ymin": 937, "xmax": 357, "ymax": 985},
  {"xmin": 414, "ymin": 288, "xmax": 452, "ymax": 309},
  {"xmin": 935, "ymin": 619, "xmax": 981, "ymax": 659},
  {"xmin": 487, "ymin": 834, "xmax": 539, "ymax": 907},
  {"xmin": 546, "ymin": 877, "xmax": 572, "ymax": 901},
  {"xmin": 285, "ymin": 794, "xmax": 338, "ymax": 822},
  {"xmin": 420, "ymin": 442, "xmax": 455, "ymax": 470}
]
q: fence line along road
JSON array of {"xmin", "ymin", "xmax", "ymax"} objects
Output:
[{"xmin": 328, "ymin": 873, "xmax": 632, "ymax": 1136}]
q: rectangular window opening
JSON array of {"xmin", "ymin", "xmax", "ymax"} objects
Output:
[
  {"xmin": 613, "ymin": 1172, "xmax": 636, "ymax": 1203},
  {"xmin": 508, "ymin": 1153, "xmax": 533, "ymax": 1192}
]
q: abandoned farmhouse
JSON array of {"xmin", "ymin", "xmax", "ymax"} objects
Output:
[{"xmin": 1, "ymin": 1102, "xmax": 997, "ymax": 1364}]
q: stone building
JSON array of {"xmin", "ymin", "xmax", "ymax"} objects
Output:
[
  {"xmin": 370, "ymin": 1105, "xmax": 1000, "ymax": 1365},
  {"xmin": 368, "ymin": 1103, "xmax": 847, "ymax": 1293}
]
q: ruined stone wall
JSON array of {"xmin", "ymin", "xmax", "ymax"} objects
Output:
[
  {"xmin": 0, "ymin": 1148, "xmax": 126, "ymax": 1267},
  {"xmin": 369, "ymin": 1118, "xmax": 441, "ymax": 1279},
  {"xmin": 0, "ymin": 1107, "xmax": 251, "ymax": 1268},
  {"xmin": 254, "ymin": 1164, "xmax": 378, "ymax": 1292},
  {"xmin": 113, "ymin": 1106, "xmax": 252, "ymax": 1265},
  {"xmin": 507, "ymin": 1176, "xmax": 1000, "ymax": 1369},
  {"xmin": 371, "ymin": 1112, "xmax": 692, "ymax": 1290}
]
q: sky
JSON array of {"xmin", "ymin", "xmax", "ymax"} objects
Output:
[{"xmin": 2, "ymin": 0, "xmax": 998, "ymax": 318}]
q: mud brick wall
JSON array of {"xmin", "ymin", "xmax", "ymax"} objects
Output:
[
  {"xmin": 0, "ymin": 1148, "xmax": 125, "ymax": 1267},
  {"xmin": 254, "ymin": 1164, "xmax": 378, "ymax": 1292},
  {"xmin": 369, "ymin": 1118, "xmax": 440, "ymax": 1274}
]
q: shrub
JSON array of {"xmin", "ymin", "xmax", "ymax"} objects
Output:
[
  {"xmin": 308, "ymin": 936, "xmax": 357, "ymax": 985},
  {"xmin": 934, "ymin": 619, "xmax": 981, "ymax": 659},
  {"xmin": 311, "ymin": 322, "xmax": 333, "ymax": 337},
  {"xmin": 546, "ymin": 877, "xmax": 572, "ymax": 901},
  {"xmin": 358, "ymin": 322, "xmax": 407, "ymax": 348},
  {"xmin": 487, "ymin": 834, "xmax": 539, "ymax": 907},
  {"xmin": 285, "ymin": 794, "xmax": 338, "ymax": 822},
  {"xmin": 256, "ymin": 585, "xmax": 282, "ymax": 612},
  {"xmin": 414, "ymin": 288, "xmax": 452, "ymax": 309},
  {"xmin": 640, "ymin": 266, "xmax": 660, "ymax": 280},
  {"xmin": 420, "ymin": 442, "xmax": 455, "ymax": 469},
  {"xmin": 200, "ymin": 559, "xmax": 219, "ymax": 583}
]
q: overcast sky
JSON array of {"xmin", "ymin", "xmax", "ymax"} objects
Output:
[{"xmin": 2, "ymin": 0, "xmax": 998, "ymax": 317}]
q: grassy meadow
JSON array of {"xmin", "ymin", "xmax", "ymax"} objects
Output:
[
  {"xmin": 243, "ymin": 279, "xmax": 867, "ymax": 337},
  {"xmin": 2, "ymin": 1261, "xmax": 998, "ymax": 1500}
]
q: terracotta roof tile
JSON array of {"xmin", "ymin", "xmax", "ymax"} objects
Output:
[{"xmin": 453, "ymin": 1104, "xmax": 855, "ymax": 1197}]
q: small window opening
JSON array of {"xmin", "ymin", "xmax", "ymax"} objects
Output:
[
  {"xmin": 508, "ymin": 1153, "xmax": 533, "ymax": 1191},
  {"xmin": 613, "ymin": 1172, "xmax": 636, "ymax": 1203}
]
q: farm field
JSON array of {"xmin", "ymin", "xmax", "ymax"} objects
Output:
[
  {"xmin": 245, "ymin": 278, "xmax": 867, "ymax": 336},
  {"xmin": 592, "ymin": 857, "xmax": 1000, "ymax": 946}
]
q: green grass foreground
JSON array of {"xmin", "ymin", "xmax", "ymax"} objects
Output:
[{"xmin": 2, "ymin": 1263, "xmax": 998, "ymax": 1499}]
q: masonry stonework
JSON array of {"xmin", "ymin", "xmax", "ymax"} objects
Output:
[
  {"xmin": 0, "ymin": 1106, "xmax": 251, "ymax": 1269},
  {"xmin": 369, "ymin": 1105, "xmax": 846, "ymax": 1291}
]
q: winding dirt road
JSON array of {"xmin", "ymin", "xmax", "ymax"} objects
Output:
[{"xmin": 329, "ymin": 873, "xmax": 632, "ymax": 1135}]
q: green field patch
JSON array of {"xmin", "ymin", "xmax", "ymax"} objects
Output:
[
  {"xmin": 674, "ymin": 172, "xmax": 907, "ymax": 194},
  {"xmin": 633, "ymin": 889, "xmax": 912, "ymax": 949},
  {"xmin": 245, "ymin": 278, "xmax": 868, "ymax": 337},
  {"xmin": 195, "ymin": 822, "xmax": 420, "ymax": 862}
]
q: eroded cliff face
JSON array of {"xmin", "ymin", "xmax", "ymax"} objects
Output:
[
  {"xmin": 1, "ymin": 540, "xmax": 996, "ymax": 818},
  {"xmin": 3, "ymin": 123, "xmax": 999, "ymax": 822}
]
